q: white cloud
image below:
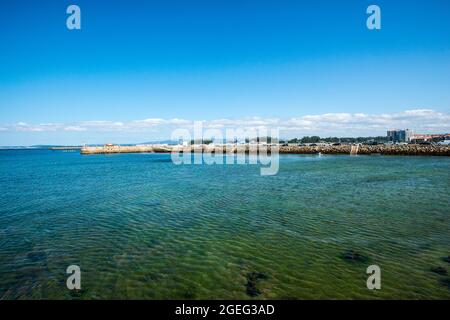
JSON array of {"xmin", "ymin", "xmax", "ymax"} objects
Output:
[
  {"xmin": 14, "ymin": 122, "xmax": 49, "ymax": 132},
  {"xmin": 168, "ymin": 118, "xmax": 191, "ymax": 125},
  {"xmin": 64, "ymin": 126, "xmax": 87, "ymax": 132},
  {"xmin": 1, "ymin": 109, "xmax": 449, "ymax": 137},
  {"xmin": 133, "ymin": 118, "xmax": 166, "ymax": 126}
]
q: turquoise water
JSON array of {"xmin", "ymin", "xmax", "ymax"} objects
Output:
[{"xmin": 0, "ymin": 150, "xmax": 449, "ymax": 299}]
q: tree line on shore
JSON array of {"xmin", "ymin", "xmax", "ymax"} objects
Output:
[
  {"xmin": 283, "ymin": 136, "xmax": 388, "ymax": 144},
  {"xmin": 190, "ymin": 136, "xmax": 389, "ymax": 145}
]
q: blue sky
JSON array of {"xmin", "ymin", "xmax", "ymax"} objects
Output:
[{"xmin": 0, "ymin": 0, "xmax": 449, "ymax": 145}]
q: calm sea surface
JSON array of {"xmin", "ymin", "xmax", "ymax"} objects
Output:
[{"xmin": 0, "ymin": 149, "xmax": 449, "ymax": 299}]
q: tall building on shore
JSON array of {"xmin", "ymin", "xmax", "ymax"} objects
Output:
[
  {"xmin": 405, "ymin": 129, "xmax": 413, "ymax": 142},
  {"xmin": 387, "ymin": 129, "xmax": 414, "ymax": 142}
]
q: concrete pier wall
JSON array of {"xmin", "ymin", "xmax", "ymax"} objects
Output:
[{"xmin": 80, "ymin": 145, "xmax": 172, "ymax": 154}]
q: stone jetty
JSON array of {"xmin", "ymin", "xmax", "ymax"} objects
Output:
[
  {"xmin": 81, "ymin": 144, "xmax": 450, "ymax": 156},
  {"xmin": 279, "ymin": 144, "xmax": 450, "ymax": 156}
]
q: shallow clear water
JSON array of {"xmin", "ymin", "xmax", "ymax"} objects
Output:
[{"xmin": 0, "ymin": 150, "xmax": 449, "ymax": 299}]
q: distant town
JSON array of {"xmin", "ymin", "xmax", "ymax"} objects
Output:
[
  {"xmin": 278, "ymin": 129, "xmax": 450, "ymax": 146},
  {"xmin": 199, "ymin": 129, "xmax": 450, "ymax": 147}
]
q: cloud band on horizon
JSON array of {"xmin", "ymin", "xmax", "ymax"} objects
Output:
[{"xmin": 1, "ymin": 109, "xmax": 449, "ymax": 145}]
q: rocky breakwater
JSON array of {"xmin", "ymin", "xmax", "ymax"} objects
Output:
[
  {"xmin": 80, "ymin": 144, "xmax": 450, "ymax": 156},
  {"xmin": 279, "ymin": 144, "xmax": 450, "ymax": 156}
]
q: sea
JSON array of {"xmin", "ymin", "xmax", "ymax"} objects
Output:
[{"xmin": 0, "ymin": 149, "xmax": 449, "ymax": 299}]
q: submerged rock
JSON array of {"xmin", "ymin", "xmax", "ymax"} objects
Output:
[
  {"xmin": 431, "ymin": 266, "xmax": 448, "ymax": 276},
  {"xmin": 245, "ymin": 272, "xmax": 268, "ymax": 297},
  {"xmin": 26, "ymin": 251, "xmax": 47, "ymax": 263},
  {"xmin": 443, "ymin": 256, "xmax": 450, "ymax": 264},
  {"xmin": 183, "ymin": 290, "xmax": 196, "ymax": 299},
  {"xmin": 341, "ymin": 250, "xmax": 369, "ymax": 263},
  {"xmin": 69, "ymin": 288, "xmax": 88, "ymax": 298},
  {"xmin": 440, "ymin": 278, "xmax": 450, "ymax": 289}
]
